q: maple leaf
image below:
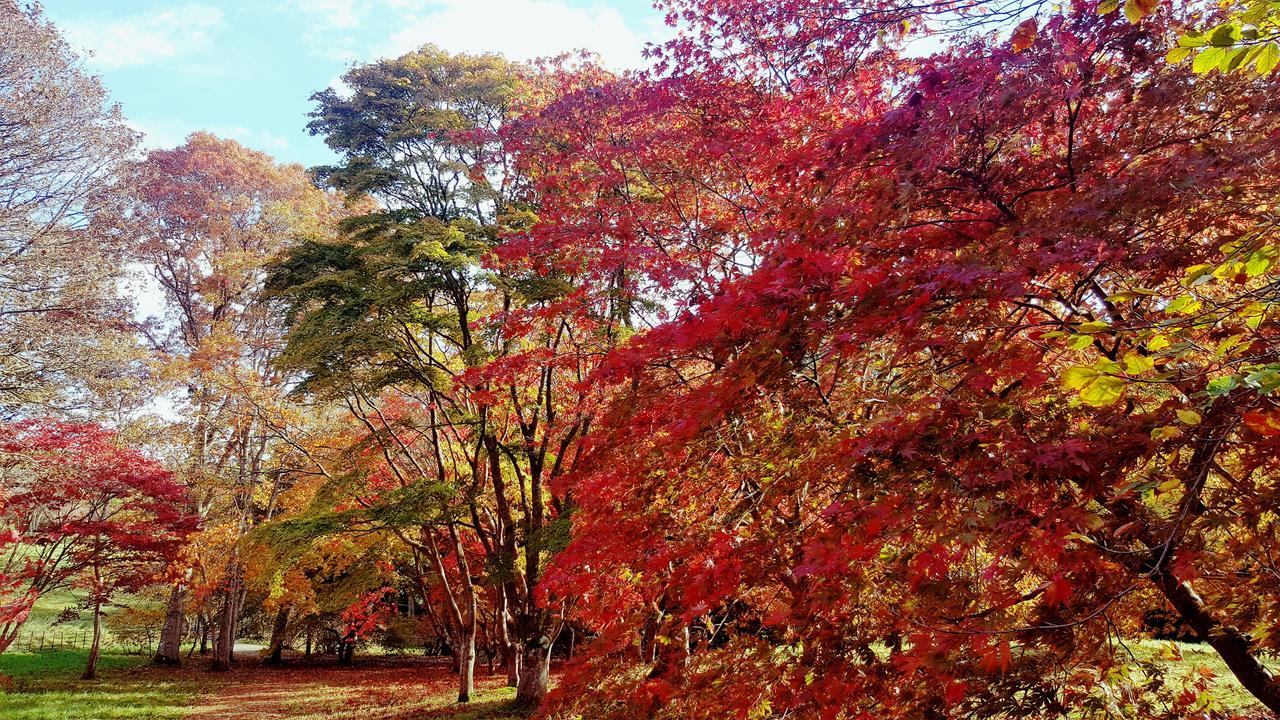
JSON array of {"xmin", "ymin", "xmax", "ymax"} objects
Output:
[{"xmin": 1011, "ymin": 18, "xmax": 1039, "ymax": 52}]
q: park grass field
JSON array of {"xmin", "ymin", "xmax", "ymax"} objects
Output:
[
  {"xmin": 0, "ymin": 650, "xmax": 525, "ymax": 720},
  {"xmin": 0, "ymin": 650, "xmax": 217, "ymax": 720},
  {"xmin": 7, "ymin": 586, "xmax": 159, "ymax": 656}
]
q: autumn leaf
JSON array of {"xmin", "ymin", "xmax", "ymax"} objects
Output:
[
  {"xmin": 1242, "ymin": 411, "xmax": 1280, "ymax": 436},
  {"xmin": 1010, "ymin": 18, "xmax": 1038, "ymax": 52},
  {"xmin": 1124, "ymin": 0, "xmax": 1158, "ymax": 22}
]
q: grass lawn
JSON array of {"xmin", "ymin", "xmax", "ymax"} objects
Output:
[
  {"xmin": 0, "ymin": 650, "xmax": 528, "ymax": 720},
  {"xmin": 7, "ymin": 587, "xmax": 160, "ymax": 656},
  {"xmin": 1127, "ymin": 638, "xmax": 1272, "ymax": 716},
  {"xmin": 0, "ymin": 650, "xmax": 222, "ymax": 720}
]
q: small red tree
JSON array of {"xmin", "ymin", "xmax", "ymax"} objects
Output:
[
  {"xmin": 337, "ymin": 587, "xmax": 397, "ymax": 665},
  {"xmin": 0, "ymin": 421, "xmax": 195, "ymax": 678}
]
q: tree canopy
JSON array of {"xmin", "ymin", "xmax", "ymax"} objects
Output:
[{"xmin": 4, "ymin": 0, "xmax": 1280, "ymax": 718}]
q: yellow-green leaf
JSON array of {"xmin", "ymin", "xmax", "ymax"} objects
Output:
[
  {"xmin": 1078, "ymin": 320, "xmax": 1111, "ymax": 334},
  {"xmin": 1123, "ymin": 0, "xmax": 1152, "ymax": 22},
  {"xmin": 1067, "ymin": 334, "xmax": 1095, "ymax": 350},
  {"xmin": 1176, "ymin": 409, "xmax": 1202, "ymax": 425},
  {"xmin": 1245, "ymin": 247, "xmax": 1277, "ymax": 277},
  {"xmin": 1062, "ymin": 365, "xmax": 1099, "ymax": 390},
  {"xmin": 1122, "ymin": 351, "xmax": 1154, "ymax": 374},
  {"xmin": 1079, "ymin": 375, "xmax": 1125, "ymax": 406},
  {"xmin": 1166, "ymin": 295, "xmax": 1203, "ymax": 315},
  {"xmin": 1182, "ymin": 263, "xmax": 1214, "ymax": 286},
  {"xmin": 1216, "ymin": 334, "xmax": 1249, "ymax": 358},
  {"xmin": 1257, "ymin": 43, "xmax": 1280, "ymax": 74},
  {"xmin": 1241, "ymin": 301, "xmax": 1266, "ymax": 330},
  {"xmin": 1193, "ymin": 46, "xmax": 1227, "ymax": 73}
]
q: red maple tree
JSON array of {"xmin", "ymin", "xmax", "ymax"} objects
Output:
[
  {"xmin": 0, "ymin": 421, "xmax": 195, "ymax": 678},
  {"xmin": 500, "ymin": 0, "xmax": 1280, "ymax": 717}
]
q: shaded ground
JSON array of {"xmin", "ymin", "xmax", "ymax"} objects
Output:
[
  {"xmin": 187, "ymin": 655, "xmax": 525, "ymax": 720},
  {"xmin": 0, "ymin": 651, "xmax": 529, "ymax": 720}
]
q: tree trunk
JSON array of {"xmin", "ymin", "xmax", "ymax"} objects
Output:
[
  {"xmin": 1100, "ymin": 414, "xmax": 1280, "ymax": 717},
  {"xmin": 514, "ymin": 637, "xmax": 553, "ymax": 709},
  {"xmin": 304, "ymin": 626, "xmax": 312, "ymax": 658},
  {"xmin": 500, "ymin": 590, "xmax": 520, "ymax": 687},
  {"xmin": 186, "ymin": 616, "xmax": 200, "ymax": 658},
  {"xmin": 0, "ymin": 627, "xmax": 19, "ymax": 654},
  {"xmin": 457, "ymin": 627, "xmax": 476, "ymax": 703},
  {"xmin": 338, "ymin": 631, "xmax": 355, "ymax": 666},
  {"xmin": 82, "ymin": 602, "xmax": 101, "ymax": 680},
  {"xmin": 210, "ymin": 582, "xmax": 239, "ymax": 671},
  {"xmin": 649, "ymin": 623, "xmax": 690, "ymax": 679},
  {"xmin": 503, "ymin": 641, "xmax": 520, "ymax": 687},
  {"xmin": 640, "ymin": 613, "xmax": 658, "ymax": 663},
  {"xmin": 264, "ymin": 607, "xmax": 290, "ymax": 666},
  {"xmin": 419, "ymin": 523, "xmax": 478, "ymax": 703},
  {"xmin": 1154, "ymin": 571, "xmax": 1280, "ymax": 715},
  {"xmin": 154, "ymin": 584, "xmax": 185, "ymax": 666}
]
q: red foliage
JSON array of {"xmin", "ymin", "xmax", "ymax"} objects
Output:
[
  {"xmin": 499, "ymin": 0, "xmax": 1280, "ymax": 717},
  {"xmin": 341, "ymin": 587, "xmax": 398, "ymax": 640},
  {"xmin": 0, "ymin": 421, "xmax": 195, "ymax": 651}
]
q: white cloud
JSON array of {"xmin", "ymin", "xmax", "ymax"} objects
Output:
[
  {"xmin": 61, "ymin": 3, "xmax": 226, "ymax": 70},
  {"xmin": 382, "ymin": 0, "xmax": 648, "ymax": 69},
  {"xmin": 210, "ymin": 125, "xmax": 293, "ymax": 154},
  {"xmin": 125, "ymin": 118, "xmax": 192, "ymax": 151},
  {"xmin": 286, "ymin": 0, "xmax": 364, "ymax": 28},
  {"xmin": 287, "ymin": 0, "xmax": 655, "ymax": 70},
  {"xmin": 284, "ymin": 0, "xmax": 374, "ymax": 61},
  {"xmin": 127, "ymin": 118, "xmax": 291, "ymax": 156}
]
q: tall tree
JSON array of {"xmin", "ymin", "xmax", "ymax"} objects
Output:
[
  {"xmin": 270, "ymin": 45, "xmax": 613, "ymax": 705},
  {"xmin": 0, "ymin": 0, "xmax": 141, "ymax": 417},
  {"xmin": 108, "ymin": 133, "xmax": 342, "ymax": 669}
]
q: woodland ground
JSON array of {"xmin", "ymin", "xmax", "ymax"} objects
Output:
[
  {"xmin": 0, "ymin": 651, "xmax": 529, "ymax": 720},
  {"xmin": 0, "ymin": 641, "xmax": 1270, "ymax": 719}
]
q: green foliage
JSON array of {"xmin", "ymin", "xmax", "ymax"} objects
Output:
[
  {"xmin": 365, "ymin": 480, "xmax": 460, "ymax": 528},
  {"xmin": 1101, "ymin": 0, "xmax": 1280, "ymax": 75},
  {"xmin": 266, "ymin": 212, "xmax": 494, "ymax": 397},
  {"xmin": 1167, "ymin": 1, "xmax": 1280, "ymax": 74},
  {"xmin": 275, "ymin": 44, "xmax": 521, "ymax": 402},
  {"xmin": 525, "ymin": 516, "xmax": 573, "ymax": 563},
  {"xmin": 308, "ymin": 44, "xmax": 518, "ymax": 220}
]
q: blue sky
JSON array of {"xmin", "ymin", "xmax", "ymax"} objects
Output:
[{"xmin": 44, "ymin": 0, "xmax": 666, "ymax": 168}]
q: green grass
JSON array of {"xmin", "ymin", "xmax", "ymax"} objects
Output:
[
  {"xmin": 8, "ymin": 588, "xmax": 159, "ymax": 655},
  {"xmin": 0, "ymin": 650, "xmax": 218, "ymax": 720},
  {"xmin": 0, "ymin": 649, "xmax": 528, "ymax": 720},
  {"xmin": 0, "ymin": 650, "xmax": 140, "ymax": 678},
  {"xmin": 1127, "ymin": 639, "xmax": 1272, "ymax": 714}
]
